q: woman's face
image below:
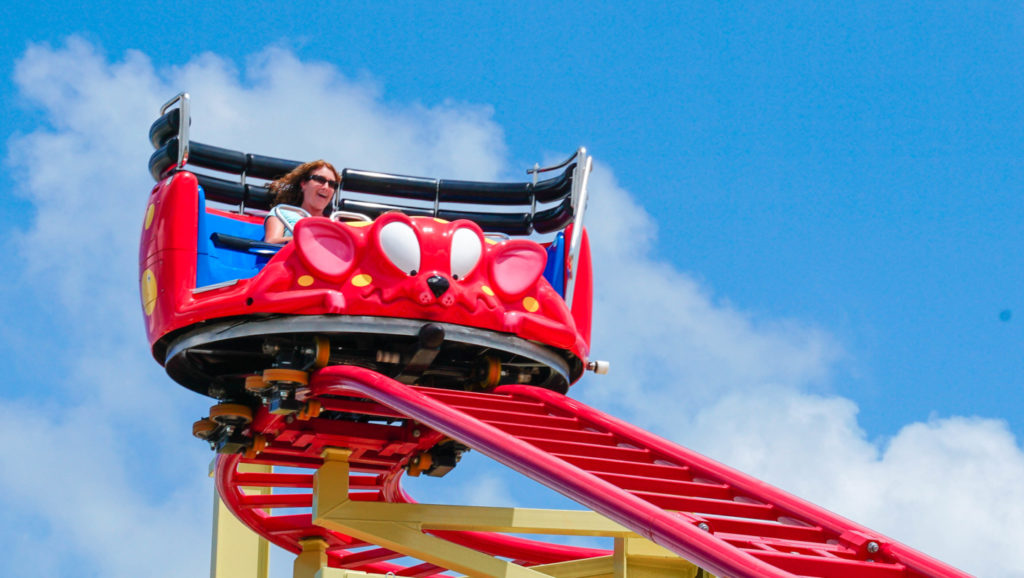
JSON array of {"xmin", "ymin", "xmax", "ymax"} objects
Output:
[{"xmin": 300, "ymin": 166, "xmax": 338, "ymax": 214}]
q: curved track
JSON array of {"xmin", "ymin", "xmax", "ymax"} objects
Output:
[{"xmin": 215, "ymin": 366, "xmax": 969, "ymax": 577}]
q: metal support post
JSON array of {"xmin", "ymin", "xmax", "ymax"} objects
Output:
[{"xmin": 210, "ymin": 460, "xmax": 271, "ymax": 578}]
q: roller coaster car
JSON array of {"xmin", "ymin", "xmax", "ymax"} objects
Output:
[{"xmin": 140, "ymin": 94, "xmax": 598, "ymax": 403}]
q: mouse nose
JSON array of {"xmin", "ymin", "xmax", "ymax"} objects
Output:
[{"xmin": 427, "ymin": 275, "xmax": 450, "ymax": 298}]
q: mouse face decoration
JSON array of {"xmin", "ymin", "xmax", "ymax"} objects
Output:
[{"xmin": 248, "ymin": 213, "xmax": 580, "ymax": 350}]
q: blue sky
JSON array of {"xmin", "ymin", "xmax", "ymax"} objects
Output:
[{"xmin": 1, "ymin": 2, "xmax": 1022, "ymax": 576}]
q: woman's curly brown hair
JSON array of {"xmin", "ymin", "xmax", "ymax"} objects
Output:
[{"xmin": 265, "ymin": 159, "xmax": 340, "ymax": 214}]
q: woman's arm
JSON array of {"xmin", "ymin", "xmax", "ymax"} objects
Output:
[{"xmin": 264, "ymin": 215, "xmax": 291, "ymax": 244}]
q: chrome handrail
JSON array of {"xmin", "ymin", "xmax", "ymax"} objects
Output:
[
  {"xmin": 159, "ymin": 92, "xmax": 190, "ymax": 169},
  {"xmin": 329, "ymin": 210, "xmax": 373, "ymax": 223},
  {"xmin": 526, "ymin": 149, "xmax": 580, "ymax": 176},
  {"xmin": 270, "ymin": 204, "xmax": 311, "ymax": 235},
  {"xmin": 564, "ymin": 148, "xmax": 592, "ymax": 310}
]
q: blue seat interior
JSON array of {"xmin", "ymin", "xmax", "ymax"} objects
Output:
[
  {"xmin": 196, "ymin": 185, "xmax": 566, "ymax": 296},
  {"xmin": 544, "ymin": 232, "xmax": 566, "ymax": 298},
  {"xmin": 196, "ymin": 187, "xmax": 276, "ymax": 287}
]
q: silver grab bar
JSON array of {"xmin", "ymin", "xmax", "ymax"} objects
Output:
[
  {"xmin": 159, "ymin": 92, "xmax": 190, "ymax": 169},
  {"xmin": 564, "ymin": 148, "xmax": 592, "ymax": 310}
]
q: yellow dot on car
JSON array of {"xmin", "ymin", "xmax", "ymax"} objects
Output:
[
  {"xmin": 144, "ymin": 204, "xmax": 155, "ymax": 230},
  {"xmin": 297, "ymin": 275, "xmax": 314, "ymax": 286},
  {"xmin": 352, "ymin": 274, "xmax": 373, "ymax": 287},
  {"xmin": 481, "ymin": 285, "xmax": 494, "ymax": 296},
  {"xmin": 141, "ymin": 268, "xmax": 157, "ymax": 315},
  {"xmin": 523, "ymin": 296, "xmax": 539, "ymax": 312}
]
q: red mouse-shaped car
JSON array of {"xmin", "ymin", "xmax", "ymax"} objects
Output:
[{"xmin": 141, "ymin": 94, "xmax": 600, "ymax": 408}]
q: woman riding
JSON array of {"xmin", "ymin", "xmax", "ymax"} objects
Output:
[{"xmin": 263, "ymin": 159, "xmax": 340, "ymax": 244}]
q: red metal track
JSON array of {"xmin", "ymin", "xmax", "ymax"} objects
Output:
[{"xmin": 215, "ymin": 365, "xmax": 969, "ymax": 577}]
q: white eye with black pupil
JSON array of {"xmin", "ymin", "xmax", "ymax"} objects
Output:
[
  {"xmin": 450, "ymin": 228, "xmax": 482, "ymax": 280},
  {"xmin": 379, "ymin": 221, "xmax": 421, "ymax": 275}
]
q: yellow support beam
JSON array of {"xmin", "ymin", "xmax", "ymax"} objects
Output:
[
  {"xmin": 315, "ymin": 570, "xmax": 390, "ymax": 578},
  {"xmin": 315, "ymin": 449, "xmax": 552, "ymax": 577},
  {"xmin": 310, "ymin": 447, "xmax": 708, "ymax": 578},
  {"xmin": 294, "ymin": 537, "xmax": 329, "ymax": 578},
  {"xmin": 531, "ymin": 555, "xmax": 617, "ymax": 578},
  {"xmin": 210, "ymin": 460, "xmax": 272, "ymax": 578},
  {"xmin": 333, "ymin": 501, "xmax": 635, "ymax": 536},
  {"xmin": 613, "ymin": 538, "xmax": 704, "ymax": 578}
]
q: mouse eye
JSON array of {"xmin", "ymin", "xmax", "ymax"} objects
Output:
[
  {"xmin": 450, "ymin": 227, "xmax": 482, "ymax": 280},
  {"xmin": 379, "ymin": 221, "xmax": 420, "ymax": 275}
]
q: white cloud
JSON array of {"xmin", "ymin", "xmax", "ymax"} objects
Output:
[
  {"xmin": 580, "ymin": 166, "xmax": 844, "ymax": 415},
  {"xmin": 3, "ymin": 37, "xmax": 1021, "ymax": 578},
  {"xmin": 0, "ymin": 397, "xmax": 211, "ymax": 578},
  {"xmin": 678, "ymin": 392, "xmax": 1024, "ymax": 576}
]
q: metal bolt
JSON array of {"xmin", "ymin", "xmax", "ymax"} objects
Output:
[
  {"xmin": 412, "ymin": 429, "xmax": 421, "ymax": 438},
  {"xmin": 866, "ymin": 541, "xmax": 879, "ymax": 554},
  {"xmin": 697, "ymin": 522, "xmax": 710, "ymax": 532}
]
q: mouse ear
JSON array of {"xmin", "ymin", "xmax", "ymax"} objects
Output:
[
  {"xmin": 489, "ymin": 240, "xmax": 547, "ymax": 298},
  {"xmin": 294, "ymin": 218, "xmax": 358, "ymax": 282}
]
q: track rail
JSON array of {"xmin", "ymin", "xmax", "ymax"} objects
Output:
[{"xmin": 215, "ymin": 366, "xmax": 969, "ymax": 577}]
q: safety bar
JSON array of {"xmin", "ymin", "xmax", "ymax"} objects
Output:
[
  {"xmin": 209, "ymin": 233, "xmax": 283, "ymax": 256},
  {"xmin": 157, "ymin": 93, "xmax": 190, "ymax": 170}
]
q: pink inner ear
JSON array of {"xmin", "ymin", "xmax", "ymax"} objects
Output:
[
  {"xmin": 490, "ymin": 243, "xmax": 546, "ymax": 297},
  {"xmin": 295, "ymin": 220, "xmax": 357, "ymax": 282}
]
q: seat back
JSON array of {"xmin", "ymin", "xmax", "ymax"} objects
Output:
[{"xmin": 195, "ymin": 188, "xmax": 275, "ymax": 287}]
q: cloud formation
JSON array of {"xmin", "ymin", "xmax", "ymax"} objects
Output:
[
  {"xmin": 2, "ymin": 37, "xmax": 1021, "ymax": 576},
  {"xmin": 577, "ymin": 164, "xmax": 1024, "ymax": 576}
]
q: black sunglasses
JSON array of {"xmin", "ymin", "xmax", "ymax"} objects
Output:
[{"xmin": 307, "ymin": 174, "xmax": 340, "ymax": 191}]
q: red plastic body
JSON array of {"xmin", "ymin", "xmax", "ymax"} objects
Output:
[{"xmin": 567, "ymin": 225, "xmax": 593, "ymax": 345}]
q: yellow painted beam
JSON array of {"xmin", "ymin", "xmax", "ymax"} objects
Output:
[
  {"xmin": 531, "ymin": 555, "xmax": 616, "ymax": 578},
  {"xmin": 310, "ymin": 448, "xmax": 708, "ymax": 578},
  {"xmin": 613, "ymin": 537, "xmax": 704, "ymax": 578},
  {"xmin": 516, "ymin": 546, "xmax": 706, "ymax": 578},
  {"xmin": 332, "ymin": 501, "xmax": 634, "ymax": 536},
  {"xmin": 314, "ymin": 448, "xmax": 353, "ymax": 515},
  {"xmin": 294, "ymin": 537, "xmax": 329, "ymax": 578},
  {"xmin": 314, "ymin": 448, "xmax": 550, "ymax": 576},
  {"xmin": 210, "ymin": 460, "xmax": 271, "ymax": 578},
  {"xmin": 326, "ymin": 518, "xmax": 553, "ymax": 577},
  {"xmin": 618, "ymin": 536, "xmax": 688, "ymax": 560},
  {"xmin": 314, "ymin": 569, "xmax": 381, "ymax": 578}
]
